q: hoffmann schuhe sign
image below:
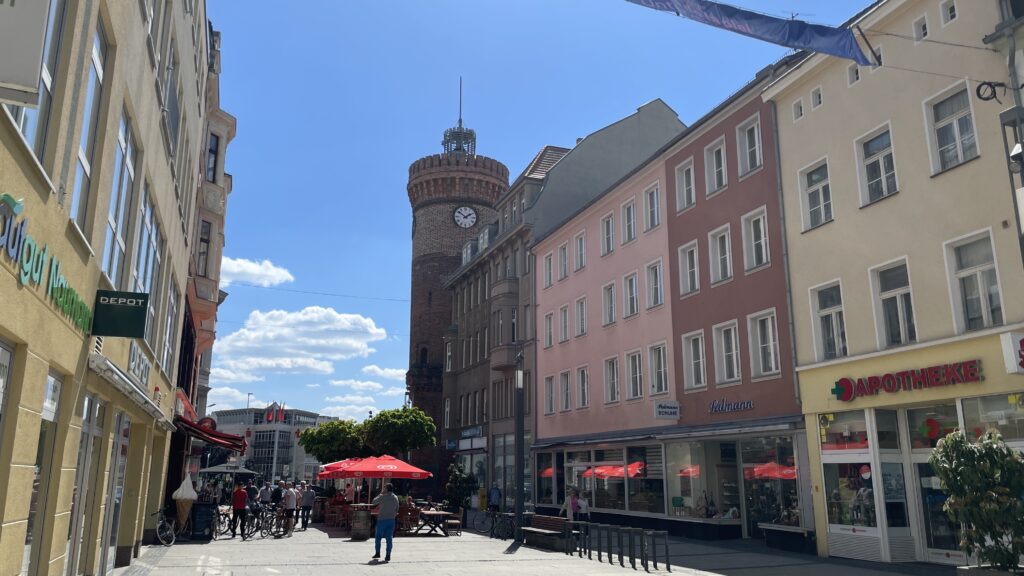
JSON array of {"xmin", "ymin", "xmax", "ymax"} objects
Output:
[{"xmin": 831, "ymin": 359, "xmax": 982, "ymax": 403}]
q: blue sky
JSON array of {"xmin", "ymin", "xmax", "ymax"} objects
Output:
[{"xmin": 204, "ymin": 0, "xmax": 865, "ymax": 419}]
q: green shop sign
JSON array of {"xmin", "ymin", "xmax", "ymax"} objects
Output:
[{"xmin": 0, "ymin": 194, "xmax": 92, "ymax": 333}]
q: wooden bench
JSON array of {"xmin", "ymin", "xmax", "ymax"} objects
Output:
[{"xmin": 521, "ymin": 515, "xmax": 567, "ymax": 551}]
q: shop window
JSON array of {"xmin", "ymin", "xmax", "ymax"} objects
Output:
[
  {"xmin": 741, "ymin": 437, "xmax": 801, "ymax": 537},
  {"xmin": 907, "ymin": 404, "xmax": 959, "ymax": 449},
  {"xmin": 589, "ymin": 449, "xmax": 626, "ymax": 510},
  {"xmin": 819, "ymin": 410, "xmax": 869, "ymax": 451},
  {"xmin": 823, "ymin": 462, "xmax": 877, "ymax": 528},
  {"xmin": 962, "ymin": 393, "xmax": 1024, "ymax": 441},
  {"xmin": 881, "ymin": 462, "xmax": 909, "ymax": 528},
  {"xmin": 626, "ymin": 446, "xmax": 665, "ymax": 514},
  {"xmin": 0, "ymin": 342, "xmax": 11, "ymax": 438},
  {"xmin": 537, "ymin": 453, "xmax": 554, "ymax": 504},
  {"xmin": 874, "ymin": 409, "xmax": 901, "ymax": 450},
  {"xmin": 24, "ymin": 371, "xmax": 63, "ymax": 575},
  {"xmin": 566, "ymin": 450, "xmax": 590, "ymax": 465},
  {"xmin": 665, "ymin": 441, "xmax": 739, "ymax": 520}
]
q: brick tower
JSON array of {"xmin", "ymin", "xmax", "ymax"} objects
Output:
[{"xmin": 406, "ymin": 115, "xmax": 508, "ymax": 492}]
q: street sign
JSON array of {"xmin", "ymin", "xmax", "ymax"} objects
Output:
[{"xmin": 92, "ymin": 291, "xmax": 149, "ymax": 338}]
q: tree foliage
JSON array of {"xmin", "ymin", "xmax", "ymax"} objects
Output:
[
  {"xmin": 444, "ymin": 461, "xmax": 477, "ymax": 510},
  {"xmin": 361, "ymin": 406, "xmax": 437, "ymax": 456},
  {"xmin": 931, "ymin": 430, "xmax": 1024, "ymax": 571},
  {"xmin": 297, "ymin": 419, "xmax": 367, "ymax": 464}
]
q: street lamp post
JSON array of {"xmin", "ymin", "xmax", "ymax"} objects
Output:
[{"xmin": 514, "ymin": 350, "xmax": 525, "ymax": 542}]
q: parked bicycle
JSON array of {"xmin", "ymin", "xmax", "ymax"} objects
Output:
[
  {"xmin": 211, "ymin": 505, "xmax": 232, "ymax": 540},
  {"xmin": 492, "ymin": 512, "xmax": 518, "ymax": 540},
  {"xmin": 473, "ymin": 508, "xmax": 497, "ymax": 534},
  {"xmin": 152, "ymin": 508, "xmax": 176, "ymax": 546}
]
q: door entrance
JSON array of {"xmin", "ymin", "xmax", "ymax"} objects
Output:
[{"xmin": 905, "ymin": 405, "xmax": 965, "ymax": 565}]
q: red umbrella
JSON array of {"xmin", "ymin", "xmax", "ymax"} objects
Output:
[
  {"xmin": 317, "ymin": 458, "xmax": 363, "ymax": 480},
  {"xmin": 540, "ymin": 467, "xmax": 554, "ymax": 478},
  {"xmin": 678, "ymin": 464, "xmax": 701, "ymax": 477},
  {"xmin": 752, "ymin": 461, "xmax": 797, "ymax": 480},
  {"xmin": 331, "ymin": 455, "xmax": 433, "ymax": 480}
]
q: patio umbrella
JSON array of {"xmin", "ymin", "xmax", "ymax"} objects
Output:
[
  {"xmin": 333, "ymin": 455, "xmax": 433, "ymax": 480},
  {"xmin": 752, "ymin": 461, "xmax": 797, "ymax": 480},
  {"xmin": 540, "ymin": 467, "xmax": 553, "ymax": 478},
  {"xmin": 678, "ymin": 464, "xmax": 701, "ymax": 477},
  {"xmin": 317, "ymin": 458, "xmax": 363, "ymax": 480}
]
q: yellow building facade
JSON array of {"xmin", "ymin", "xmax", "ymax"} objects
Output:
[
  {"xmin": 0, "ymin": 1, "xmax": 215, "ymax": 574},
  {"xmin": 764, "ymin": 0, "xmax": 1024, "ymax": 566}
]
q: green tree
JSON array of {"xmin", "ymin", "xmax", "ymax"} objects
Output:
[
  {"xmin": 444, "ymin": 461, "xmax": 477, "ymax": 511},
  {"xmin": 931, "ymin": 430, "xmax": 1024, "ymax": 571},
  {"xmin": 297, "ymin": 419, "xmax": 367, "ymax": 464},
  {"xmin": 361, "ymin": 406, "xmax": 437, "ymax": 456}
]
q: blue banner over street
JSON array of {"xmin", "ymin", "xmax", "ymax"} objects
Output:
[{"xmin": 625, "ymin": 0, "xmax": 873, "ymax": 66}]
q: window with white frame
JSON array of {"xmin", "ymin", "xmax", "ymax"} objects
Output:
[
  {"xmin": 860, "ymin": 128, "xmax": 897, "ymax": 203},
  {"xmin": 814, "ymin": 283, "xmax": 848, "ymax": 360},
  {"xmin": 544, "ymin": 376, "xmax": 554, "ymax": 414},
  {"xmin": 132, "ymin": 183, "xmax": 163, "ymax": 349},
  {"xmin": 675, "ymin": 159, "xmax": 695, "ymax": 211},
  {"xmin": 544, "ymin": 313, "xmax": 553, "ymax": 348},
  {"xmin": 646, "ymin": 260, "xmax": 663, "ymax": 308},
  {"xmin": 575, "ymin": 297, "xmax": 587, "ymax": 336},
  {"xmin": 543, "ymin": 253, "xmax": 553, "ymax": 287},
  {"xmin": 577, "ymin": 367, "xmax": 589, "ymax": 408},
  {"xmin": 626, "ymin": 351, "xmax": 643, "ymax": 399},
  {"xmin": 848, "ymin": 64, "xmax": 860, "ymax": 86},
  {"xmin": 444, "ymin": 398, "xmax": 451, "ymax": 428},
  {"xmin": 748, "ymin": 310, "xmax": 780, "ymax": 377},
  {"xmin": 602, "ymin": 283, "xmax": 616, "ymax": 325},
  {"xmin": 102, "ymin": 112, "xmax": 137, "ymax": 288},
  {"xmin": 875, "ymin": 262, "xmax": 916, "ymax": 347},
  {"xmin": 574, "ymin": 232, "xmax": 586, "ymax": 270},
  {"xmin": 622, "ymin": 201, "xmax": 636, "ymax": 243},
  {"xmin": 71, "ymin": 24, "xmax": 108, "ymax": 231},
  {"xmin": 930, "ymin": 88, "xmax": 978, "ymax": 172},
  {"xmin": 709, "ymin": 225, "xmax": 732, "ymax": 283},
  {"xmin": 644, "ymin": 185, "xmax": 661, "ymax": 230},
  {"xmin": 742, "ymin": 207, "xmax": 769, "ymax": 270},
  {"xmin": 949, "ymin": 234, "xmax": 1002, "ymax": 331},
  {"xmin": 913, "ymin": 15, "xmax": 928, "ymax": 41},
  {"xmin": 737, "ymin": 115, "xmax": 761, "ymax": 175},
  {"xmin": 601, "ymin": 214, "xmax": 614, "ymax": 255},
  {"xmin": 679, "ymin": 241, "xmax": 699, "ymax": 295},
  {"xmin": 161, "ymin": 285, "xmax": 179, "ymax": 371},
  {"xmin": 604, "ymin": 357, "xmax": 620, "ymax": 403},
  {"xmin": 681, "ymin": 331, "xmax": 706, "ymax": 390},
  {"xmin": 803, "ymin": 162, "xmax": 832, "ymax": 229},
  {"xmin": 705, "ymin": 138, "xmax": 727, "ymax": 194},
  {"xmin": 714, "ymin": 321, "xmax": 741, "ymax": 383},
  {"xmin": 445, "ymin": 342, "xmax": 453, "ymax": 371},
  {"xmin": 558, "ymin": 243, "xmax": 568, "ymax": 280},
  {"xmin": 560, "ymin": 371, "xmax": 571, "ymax": 411},
  {"xmin": 511, "ymin": 308, "xmax": 518, "ymax": 343},
  {"xmin": 649, "ymin": 344, "xmax": 668, "ymax": 394},
  {"xmin": 624, "ymin": 273, "xmax": 639, "ymax": 317},
  {"xmin": 941, "ymin": 0, "xmax": 956, "ymax": 24},
  {"xmin": 811, "ymin": 86, "xmax": 823, "ymax": 109},
  {"xmin": 793, "ymin": 98, "xmax": 804, "ymax": 121},
  {"xmin": 559, "ymin": 305, "xmax": 569, "ymax": 342}
]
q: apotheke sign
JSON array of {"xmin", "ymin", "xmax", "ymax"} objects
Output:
[{"xmin": 831, "ymin": 359, "xmax": 982, "ymax": 403}]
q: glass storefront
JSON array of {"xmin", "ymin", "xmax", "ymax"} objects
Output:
[
  {"xmin": 537, "ymin": 453, "xmax": 554, "ymax": 504},
  {"xmin": 626, "ymin": 446, "xmax": 664, "ymax": 514},
  {"xmin": 101, "ymin": 413, "xmax": 131, "ymax": 575},
  {"xmin": 66, "ymin": 396, "xmax": 105, "ymax": 576},
  {"xmin": 962, "ymin": 393, "xmax": 1024, "ymax": 441},
  {"xmin": 24, "ymin": 372, "xmax": 63, "ymax": 576},
  {"xmin": 823, "ymin": 462, "xmax": 876, "ymax": 529},
  {"xmin": 741, "ymin": 437, "xmax": 800, "ymax": 537}
]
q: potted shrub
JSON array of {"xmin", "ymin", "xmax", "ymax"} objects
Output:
[
  {"xmin": 445, "ymin": 462, "xmax": 478, "ymax": 522},
  {"xmin": 930, "ymin": 430, "xmax": 1024, "ymax": 574}
]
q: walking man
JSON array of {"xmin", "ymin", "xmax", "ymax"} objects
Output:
[
  {"xmin": 258, "ymin": 482, "xmax": 273, "ymax": 506},
  {"xmin": 282, "ymin": 482, "xmax": 298, "ymax": 536},
  {"xmin": 230, "ymin": 482, "xmax": 249, "ymax": 538},
  {"xmin": 371, "ymin": 483, "xmax": 400, "ymax": 563},
  {"xmin": 300, "ymin": 481, "xmax": 315, "ymax": 530},
  {"xmin": 487, "ymin": 482, "xmax": 502, "ymax": 513}
]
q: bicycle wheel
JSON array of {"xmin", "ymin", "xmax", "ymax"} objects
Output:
[
  {"xmin": 156, "ymin": 519, "xmax": 176, "ymax": 546},
  {"xmin": 473, "ymin": 511, "xmax": 493, "ymax": 534}
]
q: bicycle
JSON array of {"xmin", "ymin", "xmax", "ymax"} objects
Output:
[
  {"xmin": 473, "ymin": 508, "xmax": 497, "ymax": 534},
  {"xmin": 212, "ymin": 505, "xmax": 232, "ymax": 540},
  {"xmin": 492, "ymin": 512, "xmax": 518, "ymax": 540},
  {"xmin": 152, "ymin": 508, "xmax": 176, "ymax": 546}
]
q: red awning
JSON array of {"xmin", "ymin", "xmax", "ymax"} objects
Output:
[
  {"xmin": 175, "ymin": 416, "xmax": 247, "ymax": 453},
  {"xmin": 326, "ymin": 455, "xmax": 432, "ymax": 480}
]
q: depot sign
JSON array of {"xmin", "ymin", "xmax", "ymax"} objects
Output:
[{"xmin": 831, "ymin": 359, "xmax": 982, "ymax": 403}]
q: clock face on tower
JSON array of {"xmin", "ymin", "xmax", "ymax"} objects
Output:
[{"xmin": 453, "ymin": 206, "xmax": 477, "ymax": 228}]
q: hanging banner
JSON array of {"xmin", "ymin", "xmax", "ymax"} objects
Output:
[
  {"xmin": 0, "ymin": 0, "xmax": 55, "ymax": 106},
  {"xmin": 625, "ymin": 0, "xmax": 873, "ymax": 66}
]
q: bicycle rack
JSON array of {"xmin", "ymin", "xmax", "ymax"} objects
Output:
[{"xmin": 644, "ymin": 530, "xmax": 671, "ymax": 572}]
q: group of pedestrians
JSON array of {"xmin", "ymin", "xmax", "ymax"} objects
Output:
[{"xmin": 229, "ymin": 479, "xmax": 317, "ymax": 538}]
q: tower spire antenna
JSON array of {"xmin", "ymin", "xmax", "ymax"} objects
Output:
[
  {"xmin": 458, "ymin": 76, "xmax": 463, "ymax": 128},
  {"xmin": 442, "ymin": 76, "xmax": 476, "ymax": 155}
]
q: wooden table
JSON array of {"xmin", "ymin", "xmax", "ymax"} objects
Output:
[{"xmin": 415, "ymin": 510, "xmax": 453, "ymax": 536}]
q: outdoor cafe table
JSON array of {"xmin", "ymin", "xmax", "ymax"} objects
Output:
[{"xmin": 415, "ymin": 510, "xmax": 453, "ymax": 536}]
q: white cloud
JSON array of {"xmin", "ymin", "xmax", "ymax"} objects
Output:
[
  {"xmin": 361, "ymin": 365, "xmax": 406, "ymax": 381},
  {"xmin": 380, "ymin": 387, "xmax": 406, "ymax": 397},
  {"xmin": 211, "ymin": 307, "xmax": 387, "ymax": 385},
  {"xmin": 320, "ymin": 404, "xmax": 377, "ymax": 421},
  {"xmin": 329, "ymin": 379, "xmax": 384, "ymax": 392},
  {"xmin": 325, "ymin": 394, "xmax": 376, "ymax": 404},
  {"xmin": 306, "ymin": 384, "xmax": 321, "ymax": 389},
  {"xmin": 220, "ymin": 257, "xmax": 294, "ymax": 288},
  {"xmin": 208, "ymin": 387, "xmax": 269, "ymax": 410}
]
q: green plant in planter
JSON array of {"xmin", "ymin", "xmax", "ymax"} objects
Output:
[
  {"xmin": 930, "ymin": 430, "xmax": 1024, "ymax": 572},
  {"xmin": 445, "ymin": 462, "xmax": 478, "ymax": 512}
]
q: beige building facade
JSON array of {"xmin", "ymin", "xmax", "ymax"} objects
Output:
[
  {"xmin": 0, "ymin": 1, "xmax": 221, "ymax": 574},
  {"xmin": 764, "ymin": 0, "xmax": 1024, "ymax": 565}
]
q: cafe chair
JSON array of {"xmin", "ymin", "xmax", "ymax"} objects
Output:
[
  {"xmin": 446, "ymin": 507, "xmax": 464, "ymax": 536},
  {"xmin": 671, "ymin": 496, "xmax": 685, "ymax": 516}
]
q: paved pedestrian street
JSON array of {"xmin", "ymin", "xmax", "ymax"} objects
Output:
[{"xmin": 116, "ymin": 526, "xmax": 958, "ymax": 576}]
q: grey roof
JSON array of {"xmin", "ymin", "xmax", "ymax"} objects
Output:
[{"xmin": 528, "ymin": 99, "xmax": 685, "ymax": 243}]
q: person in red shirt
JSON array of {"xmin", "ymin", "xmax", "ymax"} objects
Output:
[{"xmin": 231, "ymin": 482, "xmax": 249, "ymax": 538}]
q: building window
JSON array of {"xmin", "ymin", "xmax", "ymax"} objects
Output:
[
  {"xmin": 600, "ymin": 283, "xmax": 617, "ymax": 326},
  {"xmin": 577, "ymin": 367, "xmax": 589, "ymax": 408},
  {"xmin": 544, "ymin": 377, "xmax": 554, "ymax": 414},
  {"xmin": 444, "ymin": 398, "xmax": 451, "ymax": 428},
  {"xmin": 811, "ymin": 86, "xmax": 823, "ymax": 109},
  {"xmin": 678, "ymin": 241, "xmax": 699, "ymax": 295},
  {"xmin": 510, "ymin": 308, "xmax": 518, "ymax": 343},
  {"xmin": 646, "ymin": 260, "xmax": 663, "ymax": 308},
  {"xmin": 705, "ymin": 138, "xmax": 727, "ymax": 194},
  {"xmin": 604, "ymin": 357, "xmax": 619, "ymax": 403},
  {"xmin": 644, "ymin": 185, "xmax": 661, "ymax": 230},
  {"xmin": 543, "ymin": 253, "xmax": 553, "ymax": 287},
  {"xmin": 913, "ymin": 15, "xmax": 928, "ymax": 41},
  {"xmin": 161, "ymin": 285, "xmax": 179, "ymax": 372},
  {"xmin": 496, "ymin": 311, "xmax": 503, "ymax": 346},
  {"xmin": 164, "ymin": 37, "xmax": 181, "ymax": 152},
  {"xmin": 601, "ymin": 214, "xmax": 614, "ymax": 255},
  {"xmin": 558, "ymin": 243, "xmax": 568, "ymax": 280},
  {"xmin": 197, "ymin": 220, "xmax": 211, "ymax": 277},
  {"xmin": 748, "ymin": 310, "xmax": 780, "ymax": 377},
  {"xmin": 736, "ymin": 115, "xmax": 761, "ymax": 175},
  {"xmin": 559, "ymin": 306, "xmax": 569, "ymax": 343},
  {"xmin": 949, "ymin": 234, "xmax": 1002, "ymax": 332},
  {"xmin": 860, "ymin": 128, "xmax": 897, "ymax": 204},
  {"xmin": 624, "ymin": 273, "xmax": 639, "ymax": 317},
  {"xmin": 446, "ymin": 342, "xmax": 452, "ymax": 371},
  {"xmin": 574, "ymin": 232, "xmax": 586, "ymax": 270},
  {"xmin": 649, "ymin": 344, "xmax": 667, "ymax": 394},
  {"xmin": 675, "ymin": 159, "xmax": 695, "ymax": 211},
  {"xmin": 741, "ymin": 207, "xmax": 769, "ymax": 270},
  {"xmin": 814, "ymin": 283, "xmax": 848, "ymax": 360},
  {"xmin": 626, "ymin": 351, "xmax": 643, "ymax": 399},
  {"xmin": 622, "ymin": 201, "xmax": 636, "ymax": 243},
  {"xmin": 681, "ymin": 331, "xmax": 706, "ymax": 390},
  {"xmin": 930, "ymin": 88, "xmax": 977, "ymax": 172},
  {"xmin": 575, "ymin": 297, "xmax": 587, "ymax": 336},
  {"xmin": 544, "ymin": 313, "xmax": 553, "ymax": 348},
  {"xmin": 71, "ymin": 24, "xmax": 108, "ymax": 231},
  {"xmin": 803, "ymin": 162, "xmax": 832, "ymax": 229},
  {"xmin": 131, "ymin": 183, "xmax": 163, "ymax": 349},
  {"xmin": 102, "ymin": 113, "xmax": 138, "ymax": 287},
  {"xmin": 941, "ymin": 0, "xmax": 957, "ymax": 24},
  {"xmin": 793, "ymin": 98, "xmax": 804, "ymax": 121},
  {"xmin": 709, "ymin": 225, "xmax": 732, "ymax": 283},
  {"xmin": 206, "ymin": 132, "xmax": 219, "ymax": 182},
  {"xmin": 875, "ymin": 262, "xmax": 916, "ymax": 347},
  {"xmin": 848, "ymin": 63, "xmax": 860, "ymax": 86},
  {"xmin": 714, "ymin": 321, "xmax": 741, "ymax": 383},
  {"xmin": 560, "ymin": 371, "xmax": 571, "ymax": 411}
]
